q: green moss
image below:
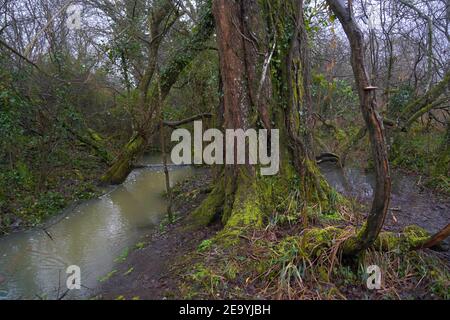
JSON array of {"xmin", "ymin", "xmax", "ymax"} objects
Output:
[
  {"xmin": 403, "ymin": 225, "xmax": 430, "ymax": 248},
  {"xmin": 225, "ymin": 193, "xmax": 263, "ymax": 228},
  {"xmin": 215, "ymin": 228, "xmax": 243, "ymax": 248},
  {"xmin": 269, "ymin": 227, "xmax": 343, "ymax": 265},
  {"xmin": 300, "ymin": 227, "xmax": 343, "ymax": 257},
  {"xmin": 123, "ymin": 267, "xmax": 134, "ymax": 276},
  {"xmin": 98, "ymin": 269, "xmax": 118, "ymax": 283},
  {"xmin": 135, "ymin": 242, "xmax": 146, "ymax": 250},
  {"xmin": 114, "ymin": 247, "xmax": 130, "ymax": 263},
  {"xmin": 224, "ymin": 261, "xmax": 240, "ymax": 280},
  {"xmin": 101, "ymin": 134, "xmax": 145, "ymax": 184},
  {"xmin": 189, "ymin": 180, "xmax": 224, "ymax": 228},
  {"xmin": 197, "ymin": 239, "xmax": 213, "ymax": 252},
  {"xmin": 362, "ymin": 225, "xmax": 430, "ymax": 252},
  {"xmin": 273, "ymin": 236, "xmax": 303, "ymax": 261},
  {"xmin": 190, "ymin": 263, "xmax": 222, "ymax": 293}
]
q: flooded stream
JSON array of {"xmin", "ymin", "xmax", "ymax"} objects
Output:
[
  {"xmin": 0, "ymin": 155, "xmax": 194, "ymax": 300},
  {"xmin": 0, "ymin": 159, "xmax": 448, "ymax": 300}
]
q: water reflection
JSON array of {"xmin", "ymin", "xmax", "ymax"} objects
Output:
[{"xmin": 0, "ymin": 155, "xmax": 193, "ymax": 299}]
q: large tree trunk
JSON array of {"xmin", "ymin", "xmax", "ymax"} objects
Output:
[
  {"xmin": 192, "ymin": 0, "xmax": 261, "ymax": 227},
  {"xmin": 326, "ymin": 0, "xmax": 392, "ymax": 256},
  {"xmin": 191, "ymin": 0, "xmax": 335, "ymax": 230},
  {"xmin": 101, "ymin": 3, "xmax": 215, "ymax": 184},
  {"xmin": 283, "ymin": 0, "xmax": 333, "ymax": 203}
]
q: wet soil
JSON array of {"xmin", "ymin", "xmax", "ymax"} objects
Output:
[{"xmin": 94, "ymin": 170, "xmax": 220, "ymax": 300}]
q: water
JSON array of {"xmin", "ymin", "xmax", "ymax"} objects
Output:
[
  {"xmin": 0, "ymin": 160, "xmax": 448, "ymax": 299},
  {"xmin": 320, "ymin": 162, "xmax": 450, "ymax": 235},
  {"xmin": 0, "ymin": 155, "xmax": 194, "ymax": 300},
  {"xmin": 320, "ymin": 163, "xmax": 424, "ymax": 201}
]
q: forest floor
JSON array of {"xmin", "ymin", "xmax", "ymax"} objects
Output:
[{"xmin": 94, "ymin": 167, "xmax": 450, "ymax": 300}]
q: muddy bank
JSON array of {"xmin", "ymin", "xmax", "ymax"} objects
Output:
[
  {"xmin": 94, "ymin": 170, "xmax": 219, "ymax": 300},
  {"xmin": 95, "ymin": 166, "xmax": 449, "ymax": 300}
]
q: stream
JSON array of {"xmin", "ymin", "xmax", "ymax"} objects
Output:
[
  {"xmin": 320, "ymin": 162, "xmax": 450, "ymax": 235},
  {"xmin": 0, "ymin": 155, "xmax": 194, "ymax": 300},
  {"xmin": 0, "ymin": 160, "xmax": 448, "ymax": 300}
]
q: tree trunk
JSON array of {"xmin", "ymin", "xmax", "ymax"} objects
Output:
[
  {"xmin": 283, "ymin": 0, "xmax": 332, "ymax": 203},
  {"xmin": 326, "ymin": 0, "xmax": 392, "ymax": 256},
  {"xmin": 101, "ymin": 3, "xmax": 215, "ymax": 184},
  {"xmin": 398, "ymin": 70, "xmax": 450, "ymax": 130},
  {"xmin": 191, "ymin": 0, "xmax": 336, "ymax": 230}
]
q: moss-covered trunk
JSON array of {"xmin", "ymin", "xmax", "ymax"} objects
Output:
[
  {"xmin": 190, "ymin": 0, "xmax": 336, "ymax": 231},
  {"xmin": 101, "ymin": 3, "xmax": 215, "ymax": 184},
  {"xmin": 399, "ymin": 70, "xmax": 450, "ymax": 130},
  {"xmin": 280, "ymin": 0, "xmax": 334, "ymax": 205},
  {"xmin": 63, "ymin": 123, "xmax": 113, "ymax": 165},
  {"xmin": 100, "ymin": 133, "xmax": 146, "ymax": 184}
]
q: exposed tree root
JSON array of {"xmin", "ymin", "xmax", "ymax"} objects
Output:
[{"xmin": 414, "ymin": 224, "xmax": 450, "ymax": 250}]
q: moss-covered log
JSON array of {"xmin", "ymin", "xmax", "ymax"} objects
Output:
[
  {"xmin": 398, "ymin": 70, "xmax": 450, "ymax": 127},
  {"xmin": 414, "ymin": 224, "xmax": 450, "ymax": 250},
  {"xmin": 100, "ymin": 133, "xmax": 146, "ymax": 184},
  {"xmin": 275, "ymin": 224, "xmax": 444, "ymax": 261},
  {"xmin": 63, "ymin": 123, "xmax": 113, "ymax": 165},
  {"xmin": 402, "ymin": 97, "xmax": 449, "ymax": 130}
]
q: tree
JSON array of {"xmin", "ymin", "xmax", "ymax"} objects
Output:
[
  {"xmin": 325, "ymin": 0, "xmax": 391, "ymax": 256},
  {"xmin": 100, "ymin": 1, "xmax": 215, "ymax": 184},
  {"xmin": 190, "ymin": 0, "xmax": 337, "ymax": 232}
]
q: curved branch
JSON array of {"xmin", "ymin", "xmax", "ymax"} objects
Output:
[{"xmin": 327, "ymin": 0, "xmax": 392, "ymax": 256}]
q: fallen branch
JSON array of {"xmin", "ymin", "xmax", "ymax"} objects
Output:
[{"xmin": 163, "ymin": 113, "xmax": 213, "ymax": 128}]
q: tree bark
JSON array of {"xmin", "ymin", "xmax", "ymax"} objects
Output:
[
  {"xmin": 414, "ymin": 224, "xmax": 450, "ymax": 250},
  {"xmin": 327, "ymin": 0, "xmax": 392, "ymax": 256},
  {"xmin": 398, "ymin": 70, "xmax": 450, "ymax": 130},
  {"xmin": 211, "ymin": 0, "xmax": 257, "ymax": 224},
  {"xmin": 191, "ymin": 0, "xmax": 336, "ymax": 229},
  {"xmin": 101, "ymin": 3, "xmax": 215, "ymax": 184}
]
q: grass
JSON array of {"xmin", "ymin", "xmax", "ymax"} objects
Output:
[
  {"xmin": 175, "ymin": 174, "xmax": 449, "ymax": 300},
  {"xmin": 98, "ymin": 270, "xmax": 118, "ymax": 283},
  {"xmin": 180, "ymin": 223, "xmax": 449, "ymax": 299}
]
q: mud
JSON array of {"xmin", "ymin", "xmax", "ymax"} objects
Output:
[{"xmin": 94, "ymin": 170, "xmax": 219, "ymax": 300}]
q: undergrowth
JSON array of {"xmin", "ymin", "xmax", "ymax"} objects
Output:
[{"xmin": 177, "ymin": 173, "xmax": 449, "ymax": 300}]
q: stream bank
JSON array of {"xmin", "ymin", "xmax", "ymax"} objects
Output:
[
  {"xmin": 94, "ymin": 170, "xmax": 218, "ymax": 300},
  {"xmin": 0, "ymin": 155, "xmax": 195, "ymax": 300},
  {"xmin": 96, "ymin": 165, "xmax": 449, "ymax": 300}
]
